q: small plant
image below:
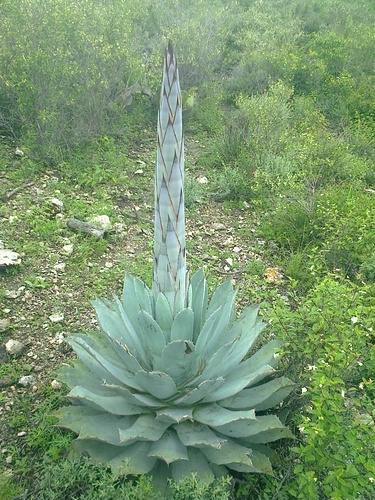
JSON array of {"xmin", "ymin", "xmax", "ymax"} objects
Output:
[{"xmin": 55, "ymin": 44, "xmax": 294, "ymax": 490}]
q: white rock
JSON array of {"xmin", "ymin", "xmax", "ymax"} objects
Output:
[
  {"xmin": 0, "ymin": 319, "xmax": 10, "ymax": 332},
  {"xmin": 53, "ymin": 262, "xmax": 66, "ymax": 271},
  {"xmin": 19, "ymin": 375, "xmax": 36, "ymax": 386},
  {"xmin": 225, "ymin": 257, "xmax": 233, "ymax": 267},
  {"xmin": 5, "ymin": 287, "xmax": 24, "ymax": 299},
  {"xmin": 15, "ymin": 148, "xmax": 24, "ymax": 156},
  {"xmin": 51, "ymin": 380, "xmax": 62, "ymax": 390},
  {"xmin": 89, "ymin": 215, "xmax": 112, "ymax": 230},
  {"xmin": 134, "ymin": 169, "xmax": 144, "ymax": 175},
  {"xmin": 50, "ymin": 198, "xmax": 64, "ymax": 210},
  {"xmin": 62, "ymin": 244, "xmax": 73, "ymax": 255},
  {"xmin": 198, "ymin": 176, "xmax": 208, "ymax": 184},
  {"xmin": 5, "ymin": 339, "xmax": 25, "ymax": 355},
  {"xmin": 212, "ymin": 223, "xmax": 226, "ymax": 231},
  {"xmin": 49, "ymin": 313, "xmax": 64, "ymax": 323},
  {"xmin": 0, "ymin": 249, "xmax": 21, "ymax": 267}
]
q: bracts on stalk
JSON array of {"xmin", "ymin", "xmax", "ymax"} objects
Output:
[{"xmin": 153, "ymin": 43, "xmax": 187, "ymax": 317}]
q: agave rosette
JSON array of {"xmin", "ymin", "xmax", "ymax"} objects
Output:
[
  {"xmin": 56, "ymin": 271, "xmax": 294, "ymax": 482},
  {"xmin": 55, "ymin": 44, "xmax": 294, "ymax": 485}
]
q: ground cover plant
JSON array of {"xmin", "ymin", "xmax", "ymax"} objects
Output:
[{"xmin": 1, "ymin": 0, "xmax": 374, "ymax": 498}]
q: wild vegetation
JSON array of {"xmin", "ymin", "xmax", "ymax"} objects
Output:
[{"xmin": 0, "ymin": 0, "xmax": 374, "ymax": 498}]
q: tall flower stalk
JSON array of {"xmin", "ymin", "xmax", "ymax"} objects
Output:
[{"xmin": 153, "ymin": 43, "xmax": 186, "ymax": 317}]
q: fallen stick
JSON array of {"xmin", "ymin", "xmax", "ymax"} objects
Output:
[
  {"xmin": 3, "ymin": 181, "xmax": 35, "ymax": 202},
  {"xmin": 67, "ymin": 218, "xmax": 108, "ymax": 239}
]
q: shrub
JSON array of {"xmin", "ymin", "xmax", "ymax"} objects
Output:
[{"xmin": 264, "ymin": 277, "xmax": 375, "ymax": 499}]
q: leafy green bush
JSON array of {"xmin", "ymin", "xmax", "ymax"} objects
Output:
[
  {"xmin": 0, "ymin": 0, "xmax": 146, "ymax": 160},
  {"xmin": 265, "ymin": 277, "xmax": 375, "ymax": 499}
]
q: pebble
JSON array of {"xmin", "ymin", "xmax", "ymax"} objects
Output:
[
  {"xmin": 51, "ymin": 380, "xmax": 62, "ymax": 390},
  {"xmin": 0, "ymin": 249, "xmax": 21, "ymax": 267},
  {"xmin": 0, "ymin": 319, "xmax": 10, "ymax": 332},
  {"xmin": 50, "ymin": 198, "xmax": 64, "ymax": 210},
  {"xmin": 62, "ymin": 244, "xmax": 73, "ymax": 255},
  {"xmin": 49, "ymin": 313, "xmax": 64, "ymax": 323},
  {"xmin": 5, "ymin": 287, "xmax": 24, "ymax": 299},
  {"xmin": 18, "ymin": 375, "xmax": 36, "ymax": 386},
  {"xmin": 5, "ymin": 339, "xmax": 25, "ymax": 355},
  {"xmin": 89, "ymin": 215, "xmax": 112, "ymax": 230}
]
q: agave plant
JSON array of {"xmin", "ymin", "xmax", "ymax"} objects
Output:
[{"xmin": 55, "ymin": 44, "xmax": 294, "ymax": 487}]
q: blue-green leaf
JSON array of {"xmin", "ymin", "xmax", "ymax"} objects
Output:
[
  {"xmin": 174, "ymin": 421, "xmax": 226, "ymax": 449},
  {"xmin": 171, "ymin": 448, "xmax": 217, "ymax": 482},
  {"xmin": 206, "ymin": 279, "xmax": 235, "ymax": 318},
  {"xmin": 155, "ymin": 292, "xmax": 173, "ymax": 341},
  {"xmin": 148, "ymin": 429, "xmax": 188, "ymax": 464},
  {"xmin": 160, "ymin": 340, "xmax": 195, "ymax": 384},
  {"xmin": 119, "ymin": 414, "xmax": 170, "ymax": 444},
  {"xmin": 193, "ymin": 404, "xmax": 256, "ymax": 427},
  {"xmin": 220, "ymin": 377, "xmax": 295, "ymax": 410},
  {"xmin": 201, "ymin": 439, "xmax": 253, "ymax": 466},
  {"xmin": 216, "ymin": 414, "xmax": 292, "ymax": 442},
  {"xmin": 170, "ymin": 307, "xmax": 194, "ymax": 342},
  {"xmin": 156, "ymin": 407, "xmax": 193, "ymax": 424},
  {"xmin": 190, "ymin": 269, "xmax": 208, "ymax": 339},
  {"xmin": 174, "ymin": 378, "xmax": 225, "ymax": 406},
  {"xmin": 67, "ymin": 386, "xmax": 144, "ymax": 415},
  {"xmin": 134, "ymin": 370, "xmax": 177, "ymax": 400}
]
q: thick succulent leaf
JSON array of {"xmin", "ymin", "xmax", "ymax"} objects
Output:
[
  {"xmin": 68, "ymin": 335, "xmax": 142, "ymax": 390},
  {"xmin": 67, "ymin": 386, "xmax": 144, "ymax": 415},
  {"xmin": 227, "ymin": 447, "xmax": 273, "ymax": 474},
  {"xmin": 119, "ymin": 414, "xmax": 170, "ymax": 444},
  {"xmin": 156, "ymin": 407, "xmax": 193, "ymax": 424},
  {"xmin": 105, "ymin": 337, "xmax": 143, "ymax": 374},
  {"xmin": 134, "ymin": 276, "xmax": 153, "ymax": 315},
  {"xmin": 155, "ymin": 292, "xmax": 173, "ymax": 341},
  {"xmin": 75, "ymin": 439, "xmax": 157, "ymax": 475},
  {"xmin": 209, "ymin": 323, "xmax": 268, "ymax": 380},
  {"xmin": 137, "ymin": 309, "xmax": 166, "ymax": 368},
  {"xmin": 220, "ymin": 377, "xmax": 295, "ymax": 410},
  {"xmin": 204, "ymin": 292, "xmax": 238, "ymax": 359},
  {"xmin": 194, "ymin": 339, "xmax": 239, "ymax": 384},
  {"xmin": 112, "ymin": 298, "xmax": 150, "ymax": 367},
  {"xmin": 206, "ymin": 279, "xmax": 235, "ymax": 319},
  {"xmin": 171, "ymin": 448, "xmax": 217, "ymax": 482},
  {"xmin": 111, "ymin": 441, "xmax": 157, "ymax": 474},
  {"xmin": 192, "ymin": 303, "xmax": 232, "ymax": 373},
  {"xmin": 204, "ymin": 364, "xmax": 275, "ymax": 403},
  {"xmin": 174, "ymin": 420, "xmax": 226, "ymax": 449},
  {"xmin": 148, "ymin": 429, "xmax": 189, "ymax": 464},
  {"xmin": 190, "ymin": 269, "xmax": 208, "ymax": 339},
  {"xmin": 160, "ymin": 340, "xmax": 195, "ymax": 384},
  {"xmin": 65, "ymin": 336, "xmax": 119, "ymax": 385},
  {"xmin": 57, "ymin": 408, "xmax": 136, "ymax": 446},
  {"xmin": 222, "ymin": 304, "xmax": 260, "ymax": 344},
  {"xmin": 193, "ymin": 404, "xmax": 256, "ymax": 427},
  {"xmin": 130, "ymin": 392, "xmax": 166, "ymax": 408},
  {"xmin": 216, "ymin": 414, "xmax": 293, "ymax": 442},
  {"xmin": 148, "ymin": 460, "xmax": 170, "ymax": 492},
  {"xmin": 201, "ymin": 439, "xmax": 253, "ymax": 466},
  {"xmin": 134, "ymin": 370, "xmax": 177, "ymax": 400},
  {"xmin": 121, "ymin": 276, "xmax": 153, "ymax": 336},
  {"xmin": 101, "ymin": 296, "xmax": 150, "ymax": 368},
  {"xmin": 73, "ymin": 438, "xmax": 123, "ymax": 463},
  {"xmin": 57, "ymin": 360, "xmax": 104, "ymax": 390},
  {"xmin": 170, "ymin": 307, "xmax": 194, "ymax": 342},
  {"xmin": 174, "ymin": 378, "xmax": 225, "ymax": 406}
]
